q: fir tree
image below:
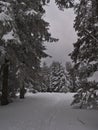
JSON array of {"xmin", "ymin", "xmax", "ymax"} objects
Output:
[
  {"xmin": 0, "ymin": 0, "xmax": 58, "ymax": 104},
  {"xmin": 71, "ymin": 81, "xmax": 98, "ymax": 109},
  {"xmin": 55, "ymin": 0, "xmax": 74, "ymax": 10},
  {"xmin": 69, "ymin": 0, "xmax": 98, "ymax": 108},
  {"xmin": 65, "ymin": 62, "xmax": 77, "ymax": 92},
  {"xmin": 70, "ymin": 0, "xmax": 98, "ymax": 74},
  {"xmin": 50, "ymin": 61, "xmax": 67, "ymax": 92},
  {"xmin": 0, "ymin": 0, "xmax": 20, "ymax": 104},
  {"xmin": 40, "ymin": 62, "xmax": 50, "ymax": 92}
]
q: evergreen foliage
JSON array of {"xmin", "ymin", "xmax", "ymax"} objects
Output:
[
  {"xmin": 50, "ymin": 61, "xmax": 67, "ymax": 92},
  {"xmin": 55, "ymin": 0, "xmax": 74, "ymax": 10},
  {"xmin": 71, "ymin": 81, "xmax": 98, "ymax": 109},
  {"xmin": 70, "ymin": 0, "xmax": 98, "ymax": 72},
  {"xmin": 0, "ymin": 0, "xmax": 58, "ymax": 104},
  {"xmin": 40, "ymin": 62, "xmax": 50, "ymax": 92},
  {"xmin": 65, "ymin": 62, "xmax": 77, "ymax": 92},
  {"xmin": 69, "ymin": 0, "xmax": 98, "ymax": 108}
]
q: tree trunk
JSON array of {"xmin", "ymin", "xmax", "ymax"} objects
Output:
[
  {"xmin": 1, "ymin": 59, "xmax": 9, "ymax": 105},
  {"xmin": 20, "ymin": 84, "xmax": 25, "ymax": 99},
  {"xmin": 47, "ymin": 87, "xmax": 51, "ymax": 92}
]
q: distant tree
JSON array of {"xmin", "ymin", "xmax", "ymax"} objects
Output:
[
  {"xmin": 65, "ymin": 62, "xmax": 77, "ymax": 92},
  {"xmin": 55, "ymin": 0, "xmax": 74, "ymax": 10},
  {"xmin": 40, "ymin": 62, "xmax": 50, "ymax": 92},
  {"xmin": 50, "ymin": 61, "xmax": 67, "ymax": 92}
]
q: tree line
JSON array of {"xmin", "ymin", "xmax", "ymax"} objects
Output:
[{"xmin": 40, "ymin": 61, "xmax": 76, "ymax": 93}]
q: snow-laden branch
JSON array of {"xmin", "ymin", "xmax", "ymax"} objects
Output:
[{"xmin": 85, "ymin": 29, "xmax": 98, "ymax": 43}]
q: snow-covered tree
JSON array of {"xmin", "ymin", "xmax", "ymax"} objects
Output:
[
  {"xmin": 65, "ymin": 62, "xmax": 77, "ymax": 92},
  {"xmin": 12, "ymin": 0, "xmax": 58, "ymax": 99},
  {"xmin": 71, "ymin": 81, "xmax": 98, "ymax": 109},
  {"xmin": 0, "ymin": 0, "xmax": 58, "ymax": 105},
  {"xmin": 0, "ymin": 0, "xmax": 73, "ymax": 104},
  {"xmin": 50, "ymin": 61, "xmax": 67, "ymax": 92},
  {"xmin": 0, "ymin": 0, "xmax": 20, "ymax": 105},
  {"xmin": 69, "ymin": 0, "xmax": 98, "ymax": 108},
  {"xmin": 70, "ymin": 63, "xmax": 98, "ymax": 108},
  {"xmin": 40, "ymin": 62, "xmax": 50, "ymax": 92},
  {"xmin": 55, "ymin": 0, "xmax": 74, "ymax": 10},
  {"xmin": 70, "ymin": 0, "xmax": 98, "ymax": 75}
]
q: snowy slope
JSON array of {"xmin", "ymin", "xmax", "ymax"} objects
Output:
[{"xmin": 0, "ymin": 93, "xmax": 98, "ymax": 130}]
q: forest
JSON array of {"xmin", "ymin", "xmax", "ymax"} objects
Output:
[
  {"xmin": 0, "ymin": 0, "xmax": 98, "ymax": 108},
  {"xmin": 0, "ymin": 0, "xmax": 98, "ymax": 130}
]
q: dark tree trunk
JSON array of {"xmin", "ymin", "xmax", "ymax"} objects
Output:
[
  {"xmin": 20, "ymin": 84, "xmax": 25, "ymax": 99},
  {"xmin": 71, "ymin": 75, "xmax": 76, "ymax": 92},
  {"xmin": 47, "ymin": 87, "xmax": 51, "ymax": 92},
  {"xmin": 71, "ymin": 87, "xmax": 76, "ymax": 93},
  {"xmin": 1, "ymin": 59, "xmax": 9, "ymax": 105}
]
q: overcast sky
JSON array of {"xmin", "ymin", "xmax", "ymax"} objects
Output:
[{"xmin": 42, "ymin": 1, "xmax": 77, "ymax": 66}]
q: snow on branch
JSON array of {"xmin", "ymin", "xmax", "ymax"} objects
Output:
[
  {"xmin": 2, "ymin": 30, "xmax": 15, "ymax": 42},
  {"xmin": 85, "ymin": 29, "xmax": 98, "ymax": 43},
  {"xmin": 0, "ymin": 1, "xmax": 12, "ymax": 24},
  {"xmin": 25, "ymin": 9, "xmax": 37, "ymax": 16},
  {"xmin": 2, "ymin": 30, "xmax": 21, "ymax": 44},
  {"xmin": 0, "ymin": 12, "xmax": 12, "ymax": 22},
  {"xmin": 0, "ymin": 1, "xmax": 10, "ymax": 7}
]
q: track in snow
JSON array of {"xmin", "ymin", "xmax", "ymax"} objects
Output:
[{"xmin": 0, "ymin": 93, "xmax": 98, "ymax": 130}]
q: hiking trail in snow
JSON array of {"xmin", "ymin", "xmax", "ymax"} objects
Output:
[{"xmin": 0, "ymin": 92, "xmax": 98, "ymax": 130}]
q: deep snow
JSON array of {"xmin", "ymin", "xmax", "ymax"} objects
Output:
[{"xmin": 0, "ymin": 92, "xmax": 98, "ymax": 130}]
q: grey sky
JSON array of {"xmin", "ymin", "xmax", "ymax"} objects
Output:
[{"xmin": 42, "ymin": 1, "xmax": 77, "ymax": 66}]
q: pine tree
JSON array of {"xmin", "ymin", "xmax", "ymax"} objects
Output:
[
  {"xmin": 0, "ymin": 0, "xmax": 20, "ymax": 104},
  {"xmin": 65, "ymin": 62, "xmax": 77, "ymax": 92},
  {"xmin": 71, "ymin": 81, "xmax": 98, "ymax": 109},
  {"xmin": 69, "ymin": 0, "xmax": 98, "ymax": 108},
  {"xmin": 55, "ymin": 0, "xmax": 74, "ymax": 10},
  {"xmin": 70, "ymin": 0, "xmax": 98, "ymax": 73},
  {"xmin": 0, "ymin": 0, "xmax": 58, "ymax": 104},
  {"xmin": 40, "ymin": 62, "xmax": 50, "ymax": 92},
  {"xmin": 13, "ymin": 0, "xmax": 58, "ymax": 98},
  {"xmin": 50, "ymin": 61, "xmax": 67, "ymax": 92}
]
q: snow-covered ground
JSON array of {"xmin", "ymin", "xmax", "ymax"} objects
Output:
[{"xmin": 0, "ymin": 92, "xmax": 98, "ymax": 130}]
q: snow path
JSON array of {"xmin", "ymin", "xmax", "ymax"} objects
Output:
[{"xmin": 0, "ymin": 93, "xmax": 98, "ymax": 130}]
